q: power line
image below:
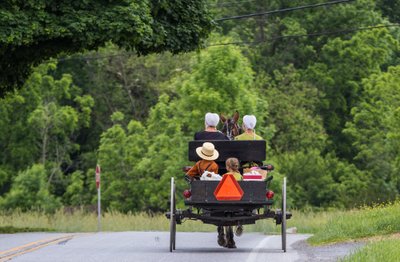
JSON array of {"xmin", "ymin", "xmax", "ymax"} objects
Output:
[
  {"xmin": 207, "ymin": 24, "xmax": 400, "ymax": 47},
  {"xmin": 206, "ymin": 0, "xmax": 259, "ymax": 7},
  {"xmin": 214, "ymin": 0, "xmax": 355, "ymax": 22}
]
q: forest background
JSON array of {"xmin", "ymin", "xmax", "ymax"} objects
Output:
[{"xmin": 0, "ymin": 0, "xmax": 399, "ymax": 213}]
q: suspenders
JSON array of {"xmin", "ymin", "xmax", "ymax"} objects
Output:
[{"xmin": 197, "ymin": 162, "xmax": 212, "ymax": 175}]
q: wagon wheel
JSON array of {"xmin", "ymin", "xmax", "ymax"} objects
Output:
[
  {"xmin": 169, "ymin": 177, "xmax": 177, "ymax": 252},
  {"xmin": 281, "ymin": 177, "xmax": 287, "ymax": 252}
]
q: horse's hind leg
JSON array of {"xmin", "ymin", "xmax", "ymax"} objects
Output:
[
  {"xmin": 217, "ymin": 225, "xmax": 226, "ymax": 247},
  {"xmin": 226, "ymin": 226, "xmax": 236, "ymax": 248}
]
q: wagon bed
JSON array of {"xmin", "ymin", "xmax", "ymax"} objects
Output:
[{"xmin": 185, "ymin": 180, "xmax": 273, "ymax": 207}]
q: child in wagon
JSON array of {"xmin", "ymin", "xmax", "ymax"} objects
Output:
[
  {"xmin": 223, "ymin": 157, "xmax": 242, "ymax": 181},
  {"xmin": 185, "ymin": 142, "xmax": 219, "ymax": 182}
]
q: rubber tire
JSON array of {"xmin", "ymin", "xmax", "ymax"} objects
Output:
[
  {"xmin": 169, "ymin": 177, "xmax": 176, "ymax": 252},
  {"xmin": 281, "ymin": 177, "xmax": 287, "ymax": 252}
]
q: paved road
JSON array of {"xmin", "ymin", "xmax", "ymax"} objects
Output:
[{"xmin": 0, "ymin": 232, "xmax": 361, "ymax": 262}]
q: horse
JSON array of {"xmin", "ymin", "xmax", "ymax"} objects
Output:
[
  {"xmin": 218, "ymin": 111, "xmax": 243, "ymax": 247},
  {"xmin": 220, "ymin": 111, "xmax": 242, "ymax": 141}
]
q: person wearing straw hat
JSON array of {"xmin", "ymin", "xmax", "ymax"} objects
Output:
[
  {"xmin": 185, "ymin": 142, "xmax": 219, "ymax": 181},
  {"xmin": 194, "ymin": 112, "xmax": 229, "ymax": 141},
  {"xmin": 185, "ymin": 142, "xmax": 230, "ymax": 248},
  {"xmin": 234, "ymin": 115, "xmax": 263, "ymax": 140}
]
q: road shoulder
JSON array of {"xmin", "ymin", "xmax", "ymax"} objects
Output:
[{"xmin": 293, "ymin": 238, "xmax": 365, "ymax": 261}]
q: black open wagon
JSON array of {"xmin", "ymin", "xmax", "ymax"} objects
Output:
[{"xmin": 166, "ymin": 140, "xmax": 292, "ymax": 252}]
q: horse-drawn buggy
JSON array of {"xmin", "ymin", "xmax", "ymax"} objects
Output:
[{"xmin": 166, "ymin": 140, "xmax": 292, "ymax": 252}]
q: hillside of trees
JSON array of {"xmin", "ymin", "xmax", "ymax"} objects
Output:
[{"xmin": 0, "ymin": 0, "xmax": 399, "ymax": 212}]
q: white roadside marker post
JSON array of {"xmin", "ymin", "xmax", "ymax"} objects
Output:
[{"xmin": 96, "ymin": 164, "xmax": 101, "ymax": 232}]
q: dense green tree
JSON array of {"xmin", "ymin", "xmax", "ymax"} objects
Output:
[
  {"xmin": 278, "ymin": 150, "xmax": 371, "ymax": 208},
  {"xmin": 97, "ymin": 112, "xmax": 149, "ymax": 212},
  {"xmin": 0, "ymin": 0, "xmax": 213, "ymax": 96},
  {"xmin": 0, "ymin": 164, "xmax": 61, "ymax": 212},
  {"xmin": 0, "ymin": 62, "xmax": 94, "ymax": 198},
  {"xmin": 0, "ymin": 166, "xmax": 12, "ymax": 195},
  {"xmin": 212, "ymin": 0, "xmax": 383, "ymax": 74},
  {"xmin": 306, "ymin": 28, "xmax": 399, "ymax": 158},
  {"xmin": 376, "ymin": 0, "xmax": 400, "ymax": 22},
  {"xmin": 263, "ymin": 65, "xmax": 327, "ymax": 153},
  {"xmin": 51, "ymin": 44, "xmax": 194, "ymax": 171},
  {"xmin": 344, "ymin": 66, "xmax": 400, "ymax": 201},
  {"xmin": 63, "ymin": 170, "xmax": 94, "ymax": 207},
  {"xmin": 55, "ymin": 44, "xmax": 193, "ymax": 123},
  {"xmin": 135, "ymin": 96, "xmax": 187, "ymax": 211}
]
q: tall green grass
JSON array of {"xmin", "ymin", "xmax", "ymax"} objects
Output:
[
  {"xmin": 341, "ymin": 238, "xmax": 400, "ymax": 262},
  {"xmin": 0, "ymin": 209, "xmax": 216, "ymax": 233},
  {"xmin": 1, "ymin": 200, "xmax": 399, "ymax": 245},
  {"xmin": 308, "ymin": 200, "xmax": 400, "ymax": 245},
  {"xmin": 0, "ymin": 209, "xmax": 315, "ymax": 233},
  {"xmin": 0, "ymin": 209, "xmax": 322, "ymax": 233}
]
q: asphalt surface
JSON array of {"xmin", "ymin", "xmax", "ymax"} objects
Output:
[{"xmin": 0, "ymin": 232, "xmax": 363, "ymax": 262}]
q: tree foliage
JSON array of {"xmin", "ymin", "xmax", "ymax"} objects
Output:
[
  {"xmin": 0, "ymin": 62, "xmax": 95, "ymax": 206},
  {"xmin": 1, "ymin": 0, "xmax": 400, "ymax": 212},
  {"xmin": 0, "ymin": 0, "xmax": 213, "ymax": 96},
  {"xmin": 97, "ymin": 45, "xmax": 259, "ymax": 211},
  {"xmin": 344, "ymin": 66, "xmax": 400, "ymax": 200},
  {"xmin": 305, "ymin": 28, "xmax": 399, "ymax": 158},
  {"xmin": 263, "ymin": 65, "xmax": 327, "ymax": 152},
  {"xmin": 0, "ymin": 164, "xmax": 61, "ymax": 212},
  {"xmin": 278, "ymin": 150, "xmax": 371, "ymax": 208}
]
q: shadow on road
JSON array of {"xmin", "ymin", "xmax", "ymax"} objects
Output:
[{"xmin": 172, "ymin": 248, "xmax": 285, "ymax": 253}]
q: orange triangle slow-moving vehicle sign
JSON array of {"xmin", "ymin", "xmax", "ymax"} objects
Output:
[{"xmin": 214, "ymin": 174, "xmax": 244, "ymax": 201}]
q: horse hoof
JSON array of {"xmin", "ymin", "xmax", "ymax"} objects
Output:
[{"xmin": 235, "ymin": 225, "xmax": 243, "ymax": 237}]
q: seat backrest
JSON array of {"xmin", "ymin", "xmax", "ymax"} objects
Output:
[{"xmin": 188, "ymin": 140, "xmax": 266, "ymax": 163}]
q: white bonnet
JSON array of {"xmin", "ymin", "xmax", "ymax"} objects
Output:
[
  {"xmin": 243, "ymin": 115, "xmax": 257, "ymax": 129},
  {"xmin": 205, "ymin": 112, "xmax": 220, "ymax": 127}
]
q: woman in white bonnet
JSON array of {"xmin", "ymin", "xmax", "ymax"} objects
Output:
[
  {"xmin": 234, "ymin": 115, "xmax": 263, "ymax": 140},
  {"xmin": 194, "ymin": 112, "xmax": 229, "ymax": 140}
]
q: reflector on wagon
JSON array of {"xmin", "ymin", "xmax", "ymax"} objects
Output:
[{"xmin": 214, "ymin": 174, "xmax": 244, "ymax": 201}]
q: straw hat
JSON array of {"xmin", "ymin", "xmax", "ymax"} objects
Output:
[{"xmin": 196, "ymin": 142, "xmax": 219, "ymax": 161}]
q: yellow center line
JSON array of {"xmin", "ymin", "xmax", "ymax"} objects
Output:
[
  {"xmin": 0, "ymin": 234, "xmax": 75, "ymax": 261},
  {"xmin": 0, "ymin": 235, "xmax": 67, "ymax": 256}
]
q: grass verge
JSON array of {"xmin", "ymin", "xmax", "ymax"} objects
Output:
[
  {"xmin": 308, "ymin": 200, "xmax": 400, "ymax": 245},
  {"xmin": 0, "ymin": 226, "xmax": 53, "ymax": 233},
  {"xmin": 0, "ymin": 210, "xmax": 318, "ymax": 234},
  {"xmin": 341, "ymin": 238, "xmax": 400, "ymax": 262},
  {"xmin": 0, "ymin": 209, "xmax": 329, "ymax": 234}
]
